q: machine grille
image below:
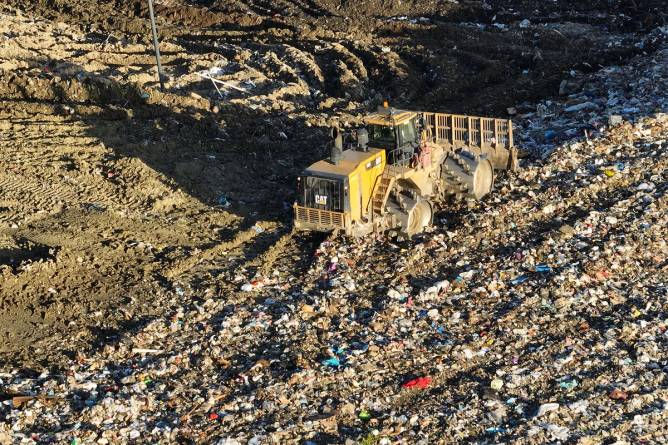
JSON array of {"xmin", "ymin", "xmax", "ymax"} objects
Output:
[{"xmin": 295, "ymin": 206, "xmax": 345, "ymax": 228}]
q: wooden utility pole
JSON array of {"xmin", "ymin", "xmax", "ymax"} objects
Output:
[{"xmin": 147, "ymin": 0, "xmax": 164, "ymax": 91}]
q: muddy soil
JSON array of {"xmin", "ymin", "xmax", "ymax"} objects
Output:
[{"xmin": 0, "ymin": 0, "xmax": 665, "ymax": 369}]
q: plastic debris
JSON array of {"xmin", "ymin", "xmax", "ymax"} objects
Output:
[
  {"xmin": 545, "ymin": 424, "xmax": 570, "ymax": 441},
  {"xmin": 534, "ymin": 264, "xmax": 552, "ymax": 273},
  {"xmin": 486, "ymin": 426, "xmax": 506, "ymax": 434},
  {"xmin": 558, "ymin": 379, "xmax": 578, "ymax": 390},
  {"xmin": 402, "ymin": 377, "xmax": 432, "ymax": 389},
  {"xmin": 511, "ymin": 275, "xmax": 529, "ymax": 285},
  {"xmin": 536, "ymin": 403, "xmax": 560, "ymax": 417},
  {"xmin": 609, "ymin": 389, "xmax": 629, "ymax": 400},
  {"xmin": 322, "ymin": 357, "xmax": 341, "ymax": 368},
  {"xmin": 217, "ymin": 194, "xmax": 231, "ymax": 208}
]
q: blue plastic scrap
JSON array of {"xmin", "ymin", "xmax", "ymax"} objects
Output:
[
  {"xmin": 511, "ymin": 275, "xmax": 529, "ymax": 285},
  {"xmin": 217, "ymin": 195, "xmax": 231, "ymax": 207},
  {"xmin": 534, "ymin": 264, "xmax": 552, "ymax": 273},
  {"xmin": 321, "ymin": 357, "xmax": 341, "ymax": 368},
  {"xmin": 486, "ymin": 427, "xmax": 506, "ymax": 434},
  {"xmin": 433, "ymin": 324, "xmax": 446, "ymax": 335}
]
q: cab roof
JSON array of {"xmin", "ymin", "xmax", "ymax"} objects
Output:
[
  {"xmin": 365, "ymin": 108, "xmax": 417, "ymax": 126},
  {"xmin": 305, "ymin": 148, "xmax": 384, "ymax": 177}
]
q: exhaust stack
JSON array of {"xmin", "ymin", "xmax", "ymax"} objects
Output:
[{"xmin": 330, "ymin": 126, "xmax": 343, "ymax": 164}]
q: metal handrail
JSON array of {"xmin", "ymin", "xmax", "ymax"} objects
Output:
[
  {"xmin": 422, "ymin": 112, "xmax": 513, "ymax": 149},
  {"xmin": 386, "ymin": 146, "xmax": 413, "ymax": 167}
]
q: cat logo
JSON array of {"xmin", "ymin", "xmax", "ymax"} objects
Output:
[{"xmin": 315, "ymin": 194, "xmax": 327, "ymax": 205}]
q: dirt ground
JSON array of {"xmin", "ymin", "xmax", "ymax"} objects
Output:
[{"xmin": 0, "ymin": 0, "xmax": 665, "ymax": 369}]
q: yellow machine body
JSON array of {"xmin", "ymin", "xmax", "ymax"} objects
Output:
[{"xmin": 293, "ymin": 148, "xmax": 385, "ymax": 233}]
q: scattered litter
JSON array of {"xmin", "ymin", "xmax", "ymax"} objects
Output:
[
  {"xmin": 217, "ymin": 194, "xmax": 231, "ymax": 208},
  {"xmin": 511, "ymin": 275, "xmax": 529, "ymax": 285},
  {"xmin": 402, "ymin": 377, "xmax": 432, "ymax": 389},
  {"xmin": 558, "ymin": 379, "xmax": 578, "ymax": 390},
  {"xmin": 322, "ymin": 357, "xmax": 341, "ymax": 368},
  {"xmin": 490, "ymin": 378, "xmax": 504, "ymax": 390},
  {"xmin": 545, "ymin": 423, "xmax": 570, "ymax": 441},
  {"xmin": 131, "ymin": 348, "xmax": 163, "ymax": 354},
  {"xmin": 194, "ymin": 72, "xmax": 248, "ymax": 95},
  {"xmin": 534, "ymin": 264, "xmax": 552, "ymax": 273},
  {"xmin": 536, "ymin": 403, "xmax": 560, "ymax": 417},
  {"xmin": 609, "ymin": 388, "xmax": 629, "ymax": 400}
]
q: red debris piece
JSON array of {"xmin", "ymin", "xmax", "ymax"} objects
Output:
[
  {"xmin": 609, "ymin": 389, "xmax": 628, "ymax": 400},
  {"xmin": 208, "ymin": 412, "xmax": 219, "ymax": 421},
  {"xmin": 402, "ymin": 376, "xmax": 432, "ymax": 389}
]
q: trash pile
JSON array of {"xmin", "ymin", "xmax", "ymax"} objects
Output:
[
  {"xmin": 514, "ymin": 26, "xmax": 668, "ymax": 158},
  {"xmin": 2, "ymin": 16, "xmax": 668, "ymax": 445}
]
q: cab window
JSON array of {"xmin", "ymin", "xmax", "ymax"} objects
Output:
[
  {"xmin": 368, "ymin": 124, "xmax": 395, "ymax": 146},
  {"xmin": 397, "ymin": 119, "xmax": 418, "ymax": 146}
]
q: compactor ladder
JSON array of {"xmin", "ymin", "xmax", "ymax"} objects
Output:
[{"xmin": 370, "ymin": 166, "xmax": 398, "ymax": 220}]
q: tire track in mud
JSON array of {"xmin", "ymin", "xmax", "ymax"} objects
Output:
[
  {"xmin": 0, "ymin": 118, "xmax": 134, "ymax": 223},
  {"xmin": 244, "ymin": 226, "xmax": 331, "ymax": 280},
  {"xmin": 242, "ymin": 227, "xmax": 296, "ymax": 277},
  {"xmin": 236, "ymin": 0, "xmax": 331, "ymax": 18},
  {"xmin": 164, "ymin": 222, "xmax": 273, "ymax": 279},
  {"xmin": 0, "ymin": 175, "xmax": 79, "ymax": 205},
  {"xmin": 280, "ymin": 44, "xmax": 326, "ymax": 90},
  {"xmin": 164, "ymin": 221, "xmax": 327, "ymax": 305}
]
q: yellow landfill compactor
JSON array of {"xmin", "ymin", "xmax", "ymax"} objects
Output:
[{"xmin": 294, "ymin": 106, "xmax": 518, "ymax": 237}]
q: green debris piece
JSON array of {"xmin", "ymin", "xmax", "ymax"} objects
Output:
[
  {"xmin": 361, "ymin": 432, "xmax": 379, "ymax": 445},
  {"xmin": 559, "ymin": 379, "xmax": 578, "ymax": 390},
  {"xmin": 359, "ymin": 409, "xmax": 372, "ymax": 421}
]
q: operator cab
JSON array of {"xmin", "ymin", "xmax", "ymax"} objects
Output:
[{"xmin": 365, "ymin": 108, "xmax": 420, "ymax": 166}]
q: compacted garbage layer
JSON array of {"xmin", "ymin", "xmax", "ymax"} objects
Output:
[{"xmin": 0, "ymin": 0, "xmax": 667, "ymax": 443}]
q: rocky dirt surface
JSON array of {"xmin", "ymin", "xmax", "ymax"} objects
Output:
[{"xmin": 0, "ymin": 0, "xmax": 667, "ymax": 443}]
